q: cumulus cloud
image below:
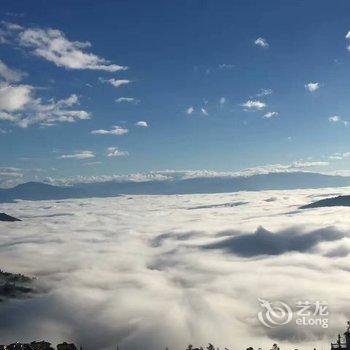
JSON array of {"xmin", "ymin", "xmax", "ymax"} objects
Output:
[
  {"xmin": 0, "ymin": 82, "xmax": 32, "ymax": 111},
  {"xmin": 58, "ymin": 150, "xmax": 95, "ymax": 159},
  {"xmin": 305, "ymin": 82, "xmax": 320, "ymax": 92},
  {"xmin": 0, "ymin": 59, "xmax": 26, "ymax": 82},
  {"xmin": 91, "ymin": 126, "xmax": 129, "ymax": 136},
  {"xmin": 135, "ymin": 121, "xmax": 148, "ymax": 127},
  {"xmin": 106, "ymin": 147, "xmax": 129, "ymax": 157},
  {"xmin": 1, "ymin": 23, "xmax": 127, "ymax": 71},
  {"xmin": 329, "ymin": 115, "xmax": 348, "ymax": 127},
  {"xmin": 1, "ymin": 188, "xmax": 350, "ymax": 349},
  {"xmin": 0, "ymin": 86, "xmax": 91, "ymax": 128},
  {"xmin": 115, "ymin": 97, "xmax": 139, "ymax": 104},
  {"xmin": 263, "ymin": 111, "xmax": 279, "ymax": 119},
  {"xmin": 100, "ymin": 78, "xmax": 131, "ymax": 88},
  {"xmin": 242, "ymin": 100, "xmax": 267, "ymax": 110},
  {"xmin": 254, "ymin": 37, "xmax": 269, "ymax": 48}
]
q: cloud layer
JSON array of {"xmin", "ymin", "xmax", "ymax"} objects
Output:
[{"xmin": 1, "ymin": 188, "xmax": 350, "ymax": 349}]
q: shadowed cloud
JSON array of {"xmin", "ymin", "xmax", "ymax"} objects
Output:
[{"xmin": 203, "ymin": 226, "xmax": 345, "ymax": 257}]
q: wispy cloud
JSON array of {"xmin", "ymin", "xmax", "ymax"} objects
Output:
[
  {"xmin": 345, "ymin": 30, "xmax": 350, "ymax": 51},
  {"xmin": 305, "ymin": 82, "xmax": 320, "ymax": 92},
  {"xmin": 135, "ymin": 121, "xmax": 148, "ymax": 127},
  {"xmin": 254, "ymin": 37, "xmax": 269, "ymax": 48},
  {"xmin": 329, "ymin": 115, "xmax": 348, "ymax": 127},
  {"xmin": 186, "ymin": 106, "xmax": 194, "ymax": 115},
  {"xmin": 58, "ymin": 150, "xmax": 95, "ymax": 159},
  {"xmin": 84, "ymin": 161, "xmax": 102, "ymax": 166},
  {"xmin": 201, "ymin": 108, "xmax": 209, "ymax": 116},
  {"xmin": 218, "ymin": 63, "xmax": 235, "ymax": 69},
  {"xmin": 1, "ymin": 22, "xmax": 127, "ymax": 71},
  {"xmin": 242, "ymin": 100, "xmax": 267, "ymax": 110},
  {"xmin": 256, "ymin": 89, "xmax": 273, "ymax": 97},
  {"xmin": 91, "ymin": 125, "xmax": 129, "ymax": 136},
  {"xmin": 115, "ymin": 97, "xmax": 139, "ymax": 104},
  {"xmin": 100, "ymin": 78, "xmax": 131, "ymax": 88},
  {"xmin": 263, "ymin": 111, "xmax": 279, "ymax": 119},
  {"xmin": 329, "ymin": 152, "xmax": 350, "ymax": 160},
  {"xmin": 0, "ymin": 59, "xmax": 26, "ymax": 82},
  {"xmin": 106, "ymin": 147, "xmax": 129, "ymax": 157}
]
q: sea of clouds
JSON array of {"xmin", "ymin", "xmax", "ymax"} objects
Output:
[{"xmin": 1, "ymin": 187, "xmax": 350, "ymax": 350}]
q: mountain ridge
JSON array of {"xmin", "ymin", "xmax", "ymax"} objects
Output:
[{"xmin": 1, "ymin": 172, "xmax": 350, "ymax": 203}]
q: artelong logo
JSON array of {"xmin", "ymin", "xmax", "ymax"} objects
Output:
[{"xmin": 257, "ymin": 298, "xmax": 329, "ymax": 329}]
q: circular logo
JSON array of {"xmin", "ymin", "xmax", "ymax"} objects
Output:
[{"xmin": 258, "ymin": 298, "xmax": 293, "ymax": 328}]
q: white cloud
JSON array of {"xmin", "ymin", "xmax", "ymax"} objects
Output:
[
  {"xmin": 218, "ymin": 63, "xmax": 235, "ymax": 69},
  {"xmin": 254, "ymin": 37, "xmax": 269, "ymax": 48},
  {"xmin": 0, "ymin": 82, "xmax": 32, "ymax": 111},
  {"xmin": 186, "ymin": 106, "xmax": 194, "ymax": 115},
  {"xmin": 2, "ymin": 188, "xmax": 350, "ymax": 349},
  {"xmin": 219, "ymin": 97, "xmax": 226, "ymax": 105},
  {"xmin": 2, "ymin": 23, "xmax": 127, "ymax": 71},
  {"xmin": 115, "ymin": 97, "xmax": 139, "ymax": 104},
  {"xmin": 263, "ymin": 111, "xmax": 279, "ymax": 119},
  {"xmin": 0, "ymin": 86, "xmax": 91, "ymax": 128},
  {"xmin": 305, "ymin": 82, "xmax": 320, "ymax": 92},
  {"xmin": 346, "ymin": 30, "xmax": 350, "ymax": 51},
  {"xmin": 58, "ymin": 150, "xmax": 95, "ymax": 159},
  {"xmin": 100, "ymin": 78, "xmax": 131, "ymax": 88},
  {"xmin": 45, "ymin": 162, "xmax": 330, "ymax": 187},
  {"xmin": 0, "ymin": 111, "xmax": 18, "ymax": 122},
  {"xmin": 242, "ymin": 100, "xmax": 267, "ymax": 110},
  {"xmin": 329, "ymin": 152, "xmax": 350, "ymax": 160},
  {"xmin": 106, "ymin": 147, "xmax": 129, "ymax": 157},
  {"xmin": 256, "ymin": 88, "xmax": 273, "ymax": 97},
  {"xmin": 0, "ymin": 59, "xmax": 26, "ymax": 82},
  {"xmin": 91, "ymin": 125, "xmax": 129, "ymax": 136},
  {"xmin": 135, "ymin": 121, "xmax": 148, "ymax": 127},
  {"xmin": 329, "ymin": 115, "xmax": 348, "ymax": 127},
  {"xmin": 201, "ymin": 108, "xmax": 209, "ymax": 116}
]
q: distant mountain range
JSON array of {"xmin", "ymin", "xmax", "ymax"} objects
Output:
[{"xmin": 1, "ymin": 171, "xmax": 350, "ymax": 202}]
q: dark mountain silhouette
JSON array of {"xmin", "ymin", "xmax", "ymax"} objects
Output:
[
  {"xmin": 0, "ymin": 270, "xmax": 34, "ymax": 302},
  {"xmin": 301, "ymin": 195, "xmax": 350, "ymax": 209},
  {"xmin": 0, "ymin": 181, "xmax": 86, "ymax": 202},
  {"xmin": 1, "ymin": 172, "xmax": 350, "ymax": 203},
  {"xmin": 0, "ymin": 213, "xmax": 21, "ymax": 222}
]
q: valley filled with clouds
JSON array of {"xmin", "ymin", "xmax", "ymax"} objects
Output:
[{"xmin": 1, "ymin": 188, "xmax": 350, "ymax": 349}]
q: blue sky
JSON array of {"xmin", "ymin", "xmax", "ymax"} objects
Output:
[{"xmin": 1, "ymin": 0, "xmax": 350, "ymax": 186}]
